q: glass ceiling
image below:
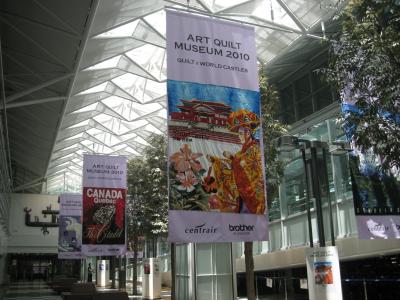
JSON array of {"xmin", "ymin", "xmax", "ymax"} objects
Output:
[{"xmin": 44, "ymin": 0, "xmax": 347, "ymax": 194}]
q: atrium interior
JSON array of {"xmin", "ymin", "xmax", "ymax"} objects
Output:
[{"xmin": 0, "ymin": 0, "xmax": 399, "ymax": 300}]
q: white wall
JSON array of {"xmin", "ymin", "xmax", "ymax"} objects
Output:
[
  {"xmin": 235, "ymin": 196, "xmax": 400, "ymax": 273},
  {"xmin": 235, "ymin": 237, "xmax": 400, "ymax": 273},
  {"xmin": 8, "ymin": 193, "xmax": 59, "ymax": 253}
]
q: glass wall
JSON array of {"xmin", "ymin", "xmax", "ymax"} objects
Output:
[
  {"xmin": 243, "ymin": 115, "xmax": 358, "ymax": 256},
  {"xmin": 176, "ymin": 243, "xmax": 191, "ymax": 300},
  {"xmin": 157, "ymin": 238, "xmax": 171, "ymax": 272},
  {"xmin": 174, "ymin": 243, "xmax": 234, "ymax": 300},
  {"xmin": 196, "ymin": 243, "xmax": 233, "ymax": 300}
]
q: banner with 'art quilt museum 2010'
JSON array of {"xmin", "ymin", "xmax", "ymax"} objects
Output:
[
  {"xmin": 82, "ymin": 154, "xmax": 127, "ymax": 256},
  {"xmin": 167, "ymin": 10, "xmax": 268, "ymax": 243}
]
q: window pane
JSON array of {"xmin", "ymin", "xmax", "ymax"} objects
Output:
[
  {"xmin": 214, "ymin": 243, "xmax": 232, "ymax": 274},
  {"xmin": 176, "ymin": 244, "xmax": 188, "ymax": 275},
  {"xmin": 176, "ymin": 276, "xmax": 189, "ymax": 300},
  {"xmin": 216, "ymin": 275, "xmax": 233, "ymax": 300},
  {"xmin": 283, "ymin": 157, "xmax": 309, "ymax": 215},
  {"xmin": 297, "ymin": 96, "xmax": 313, "ymax": 120},
  {"xmin": 197, "ymin": 276, "xmax": 213, "ymax": 300},
  {"xmin": 316, "ymin": 86, "xmax": 334, "ymax": 110},
  {"xmin": 196, "ymin": 244, "xmax": 213, "ymax": 275}
]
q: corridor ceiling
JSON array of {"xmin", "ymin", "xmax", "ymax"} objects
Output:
[{"xmin": 0, "ymin": 0, "xmax": 347, "ymax": 194}]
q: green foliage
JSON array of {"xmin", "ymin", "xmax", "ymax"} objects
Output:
[
  {"xmin": 259, "ymin": 63, "xmax": 288, "ymax": 201},
  {"xmin": 127, "ymin": 134, "xmax": 168, "ymax": 239},
  {"xmin": 325, "ymin": 0, "xmax": 400, "ymax": 171}
]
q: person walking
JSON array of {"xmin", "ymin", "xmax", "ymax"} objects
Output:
[{"xmin": 87, "ymin": 263, "xmax": 93, "ymax": 282}]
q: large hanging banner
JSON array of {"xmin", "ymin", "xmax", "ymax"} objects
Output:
[
  {"xmin": 82, "ymin": 154, "xmax": 127, "ymax": 256},
  {"xmin": 58, "ymin": 194, "xmax": 83, "ymax": 259},
  {"xmin": 342, "ymin": 98, "xmax": 400, "ymax": 239},
  {"xmin": 167, "ymin": 10, "xmax": 268, "ymax": 242}
]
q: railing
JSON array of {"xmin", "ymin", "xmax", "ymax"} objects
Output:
[
  {"xmin": 249, "ymin": 275, "xmax": 400, "ymax": 300},
  {"xmin": 287, "ymin": 197, "xmax": 314, "ymax": 216}
]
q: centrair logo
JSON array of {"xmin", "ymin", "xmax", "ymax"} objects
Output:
[{"xmin": 185, "ymin": 223, "xmax": 217, "ymax": 234}]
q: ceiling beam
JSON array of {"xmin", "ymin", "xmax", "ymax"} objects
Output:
[
  {"xmin": 90, "ymin": 8, "xmax": 164, "ymax": 38},
  {"xmin": 0, "ymin": 10, "xmax": 80, "ymax": 40},
  {"xmin": 165, "ymin": 5, "xmax": 296, "ymax": 33},
  {"xmin": 13, "ymin": 177, "xmax": 46, "ymax": 192},
  {"xmin": 32, "ymin": 0, "xmax": 79, "ymax": 36},
  {"xmin": 5, "ymin": 73, "xmax": 72, "ymax": 103},
  {"xmin": 217, "ymin": 12, "xmax": 301, "ymax": 33},
  {"xmin": 275, "ymin": 0, "xmax": 307, "ymax": 33},
  {"xmin": 0, "ymin": 37, "xmax": 13, "ymax": 187},
  {"xmin": 276, "ymin": 47, "xmax": 329, "ymax": 85},
  {"xmin": 3, "ymin": 52, "xmax": 63, "ymax": 95},
  {"xmin": 215, "ymin": 0, "xmax": 253, "ymax": 14},
  {"xmin": 0, "ymin": 96, "xmax": 66, "ymax": 110},
  {"xmin": 196, "ymin": 0, "xmax": 213, "ymax": 13},
  {"xmin": 0, "ymin": 16, "xmax": 72, "ymax": 70},
  {"xmin": 45, "ymin": 0, "xmax": 100, "ymax": 179},
  {"xmin": 3, "ymin": 46, "xmax": 67, "ymax": 69}
]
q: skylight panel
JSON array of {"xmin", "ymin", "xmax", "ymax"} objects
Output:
[
  {"xmin": 72, "ymin": 102, "xmax": 98, "ymax": 114},
  {"xmin": 86, "ymin": 127, "xmax": 103, "ymax": 136},
  {"xmin": 144, "ymin": 123, "xmax": 163, "ymax": 134},
  {"xmin": 132, "ymin": 135, "xmax": 151, "ymax": 146},
  {"xmin": 252, "ymin": 0, "xmax": 299, "ymax": 30},
  {"xmin": 143, "ymin": 9, "xmax": 166, "ymax": 37},
  {"xmin": 125, "ymin": 119, "xmax": 149, "ymax": 131},
  {"xmin": 65, "ymin": 120, "xmax": 91, "ymax": 129},
  {"xmin": 112, "ymin": 73, "xmax": 152, "ymax": 101},
  {"xmin": 125, "ymin": 44, "xmax": 165, "ymax": 79},
  {"xmin": 101, "ymin": 97, "xmax": 137, "ymax": 120},
  {"xmin": 85, "ymin": 56, "xmax": 121, "ymax": 70},
  {"xmin": 95, "ymin": 20, "xmax": 139, "ymax": 38},
  {"xmin": 77, "ymin": 82, "xmax": 108, "ymax": 95},
  {"xmin": 93, "ymin": 114, "xmax": 114, "ymax": 125},
  {"xmin": 47, "ymin": 176, "xmax": 64, "ymax": 185},
  {"xmin": 72, "ymin": 158, "xmax": 82, "ymax": 165},
  {"xmin": 63, "ymin": 133, "xmax": 84, "ymax": 141},
  {"xmin": 143, "ymin": 80, "xmax": 166, "ymax": 101},
  {"xmin": 124, "ymin": 146, "xmax": 141, "ymax": 155},
  {"xmin": 208, "ymin": 0, "xmax": 249, "ymax": 12}
]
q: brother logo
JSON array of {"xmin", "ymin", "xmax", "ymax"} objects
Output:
[
  {"xmin": 185, "ymin": 223, "xmax": 217, "ymax": 234},
  {"xmin": 229, "ymin": 224, "xmax": 255, "ymax": 232}
]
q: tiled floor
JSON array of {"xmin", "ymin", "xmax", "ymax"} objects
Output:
[
  {"xmin": 3, "ymin": 280, "xmax": 172, "ymax": 300},
  {"xmin": 4, "ymin": 280, "xmax": 60, "ymax": 300},
  {"xmin": 3, "ymin": 282, "xmax": 307, "ymax": 300}
]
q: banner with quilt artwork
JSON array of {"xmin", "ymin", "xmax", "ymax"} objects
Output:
[
  {"xmin": 58, "ymin": 194, "xmax": 83, "ymax": 259},
  {"xmin": 342, "ymin": 91, "xmax": 400, "ymax": 239},
  {"xmin": 82, "ymin": 154, "xmax": 127, "ymax": 256},
  {"xmin": 167, "ymin": 10, "xmax": 268, "ymax": 242}
]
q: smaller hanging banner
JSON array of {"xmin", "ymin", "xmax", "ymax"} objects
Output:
[
  {"xmin": 82, "ymin": 154, "xmax": 127, "ymax": 256},
  {"xmin": 341, "ymin": 93, "xmax": 400, "ymax": 239},
  {"xmin": 58, "ymin": 194, "xmax": 83, "ymax": 259},
  {"xmin": 305, "ymin": 246, "xmax": 342, "ymax": 300}
]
